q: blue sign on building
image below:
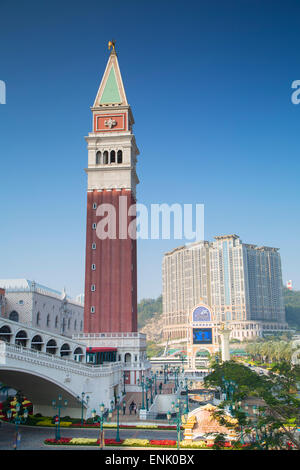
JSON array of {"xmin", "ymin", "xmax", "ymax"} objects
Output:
[{"xmin": 193, "ymin": 328, "xmax": 213, "ymax": 344}]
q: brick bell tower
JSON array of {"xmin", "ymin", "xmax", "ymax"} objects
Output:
[{"xmin": 83, "ymin": 42, "xmax": 139, "ymax": 333}]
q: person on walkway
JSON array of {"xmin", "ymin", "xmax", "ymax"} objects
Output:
[
  {"xmin": 133, "ymin": 402, "xmax": 137, "ymax": 414},
  {"xmin": 122, "ymin": 401, "xmax": 126, "ymax": 415},
  {"xmin": 129, "ymin": 401, "xmax": 134, "ymax": 415}
]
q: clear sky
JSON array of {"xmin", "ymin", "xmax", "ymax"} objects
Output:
[{"xmin": 1, "ymin": 0, "xmax": 300, "ymax": 300}]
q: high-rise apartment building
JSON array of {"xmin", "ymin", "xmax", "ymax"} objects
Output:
[{"xmin": 162, "ymin": 235, "xmax": 288, "ymax": 341}]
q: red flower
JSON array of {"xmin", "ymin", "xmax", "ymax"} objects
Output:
[
  {"xmin": 149, "ymin": 440, "xmax": 177, "ymax": 446},
  {"xmin": 105, "ymin": 439, "xmax": 124, "ymax": 445}
]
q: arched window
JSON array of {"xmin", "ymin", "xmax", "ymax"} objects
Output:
[
  {"xmin": 117, "ymin": 150, "xmax": 123, "ymax": 163},
  {"xmin": 0, "ymin": 325, "xmax": 12, "ymax": 343},
  {"xmin": 67, "ymin": 318, "xmax": 71, "ymax": 329},
  {"xmin": 31, "ymin": 335, "xmax": 43, "ymax": 351},
  {"xmin": 74, "ymin": 319, "xmax": 77, "ymax": 330},
  {"xmin": 110, "ymin": 150, "xmax": 116, "ymax": 163},
  {"xmin": 103, "ymin": 151, "xmax": 109, "ymax": 164},
  {"xmin": 36, "ymin": 312, "xmax": 41, "ymax": 326},
  {"xmin": 74, "ymin": 347, "xmax": 84, "ymax": 362},
  {"xmin": 46, "ymin": 339, "xmax": 57, "ymax": 355},
  {"xmin": 46, "ymin": 314, "xmax": 50, "ymax": 327},
  {"xmin": 55, "ymin": 316, "xmax": 58, "ymax": 328},
  {"xmin": 96, "ymin": 151, "xmax": 101, "ymax": 164},
  {"xmin": 15, "ymin": 330, "xmax": 28, "ymax": 347},
  {"xmin": 124, "ymin": 353, "xmax": 131, "ymax": 363},
  {"xmin": 60, "ymin": 343, "xmax": 71, "ymax": 357},
  {"xmin": 9, "ymin": 311, "xmax": 19, "ymax": 322}
]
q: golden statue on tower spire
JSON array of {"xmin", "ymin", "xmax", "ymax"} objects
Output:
[{"xmin": 108, "ymin": 40, "xmax": 116, "ymax": 55}]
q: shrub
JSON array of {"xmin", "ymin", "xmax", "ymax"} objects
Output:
[{"xmin": 36, "ymin": 419, "xmax": 54, "ymax": 427}]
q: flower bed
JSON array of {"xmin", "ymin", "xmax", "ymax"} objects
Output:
[
  {"xmin": 44, "ymin": 437, "xmax": 250, "ymax": 449},
  {"xmin": 149, "ymin": 440, "xmax": 177, "ymax": 447}
]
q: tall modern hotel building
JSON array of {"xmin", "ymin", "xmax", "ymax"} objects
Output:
[{"xmin": 162, "ymin": 234, "xmax": 288, "ymax": 341}]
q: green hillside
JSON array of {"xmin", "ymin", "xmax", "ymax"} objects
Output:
[
  {"xmin": 137, "ymin": 295, "xmax": 162, "ymax": 329},
  {"xmin": 284, "ymin": 287, "xmax": 300, "ymax": 330}
]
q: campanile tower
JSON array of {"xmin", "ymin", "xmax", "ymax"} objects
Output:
[{"xmin": 83, "ymin": 42, "xmax": 139, "ymax": 333}]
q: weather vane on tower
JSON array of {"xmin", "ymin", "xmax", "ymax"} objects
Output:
[{"xmin": 108, "ymin": 39, "xmax": 116, "ymax": 54}]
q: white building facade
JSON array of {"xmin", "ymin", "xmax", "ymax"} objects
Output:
[
  {"xmin": 162, "ymin": 235, "xmax": 289, "ymax": 341},
  {"xmin": 0, "ymin": 279, "xmax": 84, "ymax": 338}
]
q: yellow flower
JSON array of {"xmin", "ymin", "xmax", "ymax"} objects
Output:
[
  {"xmin": 122, "ymin": 439, "xmax": 149, "ymax": 446},
  {"xmin": 69, "ymin": 438, "xmax": 97, "ymax": 444}
]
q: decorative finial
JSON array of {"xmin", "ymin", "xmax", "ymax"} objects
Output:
[{"xmin": 108, "ymin": 39, "xmax": 116, "ymax": 55}]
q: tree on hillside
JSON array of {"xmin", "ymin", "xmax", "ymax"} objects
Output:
[{"xmin": 137, "ymin": 295, "xmax": 162, "ymax": 329}]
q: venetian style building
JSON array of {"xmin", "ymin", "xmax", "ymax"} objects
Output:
[
  {"xmin": 162, "ymin": 235, "xmax": 289, "ymax": 341},
  {"xmin": 0, "ymin": 279, "xmax": 84, "ymax": 337}
]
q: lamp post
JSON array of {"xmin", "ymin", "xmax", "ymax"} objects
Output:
[
  {"xmin": 167, "ymin": 400, "xmax": 188, "ymax": 449},
  {"xmin": 92, "ymin": 403, "xmax": 112, "ymax": 450},
  {"xmin": 151, "ymin": 371, "xmax": 158, "ymax": 395},
  {"xmin": 137, "ymin": 376, "xmax": 146, "ymax": 410},
  {"xmin": 146, "ymin": 377, "xmax": 153, "ymax": 405},
  {"xmin": 232, "ymin": 400, "xmax": 245, "ymax": 445},
  {"xmin": 161, "ymin": 364, "xmax": 168, "ymax": 384},
  {"xmin": 76, "ymin": 392, "xmax": 89, "ymax": 427},
  {"xmin": 6, "ymin": 402, "xmax": 28, "ymax": 450},
  {"xmin": 111, "ymin": 396, "xmax": 121, "ymax": 443},
  {"xmin": 180, "ymin": 378, "xmax": 193, "ymax": 413},
  {"xmin": 52, "ymin": 394, "xmax": 68, "ymax": 441},
  {"xmin": 221, "ymin": 377, "xmax": 237, "ymax": 401},
  {"xmin": 123, "ymin": 371, "xmax": 126, "ymax": 395},
  {"xmin": 145, "ymin": 384, "xmax": 150, "ymax": 411}
]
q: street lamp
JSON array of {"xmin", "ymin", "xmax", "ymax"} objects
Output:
[
  {"xmin": 110, "ymin": 396, "xmax": 121, "ymax": 443},
  {"xmin": 167, "ymin": 400, "xmax": 188, "ymax": 449},
  {"xmin": 137, "ymin": 376, "xmax": 146, "ymax": 410},
  {"xmin": 180, "ymin": 378, "xmax": 193, "ymax": 413},
  {"xmin": 123, "ymin": 371, "xmax": 126, "ymax": 395},
  {"xmin": 161, "ymin": 364, "xmax": 169, "ymax": 384},
  {"xmin": 221, "ymin": 377, "xmax": 237, "ymax": 401},
  {"xmin": 151, "ymin": 371, "xmax": 158, "ymax": 395},
  {"xmin": 76, "ymin": 392, "xmax": 89, "ymax": 427},
  {"xmin": 92, "ymin": 403, "xmax": 112, "ymax": 450},
  {"xmin": 146, "ymin": 377, "xmax": 153, "ymax": 405},
  {"xmin": 145, "ymin": 383, "xmax": 150, "ymax": 411},
  {"xmin": 52, "ymin": 394, "xmax": 68, "ymax": 441},
  {"xmin": 232, "ymin": 400, "xmax": 245, "ymax": 445}
]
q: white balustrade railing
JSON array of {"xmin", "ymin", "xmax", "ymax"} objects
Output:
[
  {"xmin": 73, "ymin": 332, "xmax": 145, "ymax": 339},
  {"xmin": 1, "ymin": 342, "xmax": 122, "ymax": 376}
]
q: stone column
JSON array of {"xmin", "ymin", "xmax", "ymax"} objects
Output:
[{"xmin": 217, "ymin": 328, "xmax": 231, "ymax": 362}]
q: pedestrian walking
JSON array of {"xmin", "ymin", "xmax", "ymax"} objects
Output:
[
  {"xmin": 122, "ymin": 401, "xmax": 126, "ymax": 415},
  {"xmin": 133, "ymin": 402, "xmax": 137, "ymax": 414}
]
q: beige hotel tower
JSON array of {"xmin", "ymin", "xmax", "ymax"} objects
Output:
[{"xmin": 162, "ymin": 234, "xmax": 289, "ymax": 342}]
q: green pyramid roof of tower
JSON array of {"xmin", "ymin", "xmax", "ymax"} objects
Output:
[{"xmin": 99, "ymin": 65, "xmax": 122, "ymax": 104}]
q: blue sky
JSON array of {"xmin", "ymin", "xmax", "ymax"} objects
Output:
[{"xmin": 1, "ymin": 0, "xmax": 300, "ymax": 300}]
